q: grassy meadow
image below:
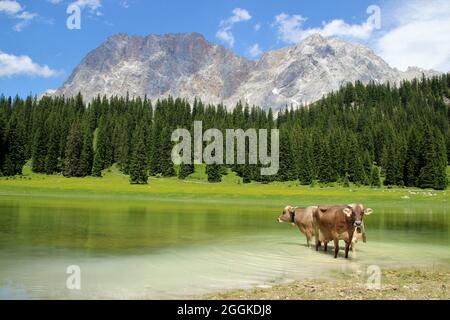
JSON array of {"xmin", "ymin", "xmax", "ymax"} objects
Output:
[{"xmin": 0, "ymin": 162, "xmax": 448, "ymax": 211}]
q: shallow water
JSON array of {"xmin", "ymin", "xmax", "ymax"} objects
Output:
[{"xmin": 0, "ymin": 196, "xmax": 449, "ymax": 299}]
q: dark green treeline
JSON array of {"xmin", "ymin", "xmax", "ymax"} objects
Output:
[{"xmin": 0, "ymin": 75, "xmax": 449, "ymax": 189}]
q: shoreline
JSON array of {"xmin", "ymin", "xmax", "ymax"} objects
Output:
[{"xmin": 202, "ymin": 268, "xmax": 450, "ymax": 300}]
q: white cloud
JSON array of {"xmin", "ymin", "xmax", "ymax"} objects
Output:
[
  {"xmin": 248, "ymin": 44, "xmax": 263, "ymax": 58},
  {"xmin": 229, "ymin": 8, "xmax": 251, "ymax": 23},
  {"xmin": 254, "ymin": 23, "xmax": 261, "ymax": 31},
  {"xmin": 375, "ymin": 0, "xmax": 450, "ymax": 72},
  {"xmin": 13, "ymin": 11, "xmax": 36, "ymax": 31},
  {"xmin": 0, "ymin": 1, "xmax": 37, "ymax": 31},
  {"xmin": 70, "ymin": 0, "xmax": 102, "ymax": 14},
  {"xmin": 216, "ymin": 8, "xmax": 252, "ymax": 47},
  {"xmin": 273, "ymin": 12, "xmax": 374, "ymax": 44},
  {"xmin": 119, "ymin": 1, "xmax": 130, "ymax": 9},
  {"xmin": 47, "ymin": 0, "xmax": 62, "ymax": 4},
  {"xmin": 0, "ymin": 51, "xmax": 61, "ymax": 78},
  {"xmin": 0, "ymin": 0, "xmax": 21, "ymax": 14},
  {"xmin": 272, "ymin": 2, "xmax": 449, "ymax": 72}
]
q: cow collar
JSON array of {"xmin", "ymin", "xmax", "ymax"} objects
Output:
[{"xmin": 290, "ymin": 207, "xmax": 297, "ymax": 223}]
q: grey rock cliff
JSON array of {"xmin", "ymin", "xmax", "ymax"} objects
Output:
[{"xmin": 52, "ymin": 32, "xmax": 440, "ymax": 110}]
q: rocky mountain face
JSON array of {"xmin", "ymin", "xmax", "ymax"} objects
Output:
[{"xmin": 52, "ymin": 32, "xmax": 440, "ymax": 110}]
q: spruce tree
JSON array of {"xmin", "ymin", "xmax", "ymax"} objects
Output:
[
  {"xmin": 343, "ymin": 173, "xmax": 350, "ymax": 187},
  {"xmin": 370, "ymin": 166, "xmax": 382, "ymax": 188},
  {"xmin": 178, "ymin": 162, "xmax": 194, "ymax": 179},
  {"xmin": 277, "ymin": 128, "xmax": 296, "ymax": 181},
  {"xmin": 32, "ymin": 126, "xmax": 48, "ymax": 173},
  {"xmin": 206, "ymin": 162, "xmax": 221, "ymax": 183},
  {"xmin": 117, "ymin": 122, "xmax": 131, "ymax": 174},
  {"xmin": 419, "ymin": 127, "xmax": 448, "ymax": 189},
  {"xmin": 317, "ymin": 138, "xmax": 335, "ymax": 183},
  {"xmin": 405, "ymin": 129, "xmax": 422, "ymax": 187},
  {"xmin": 347, "ymin": 136, "xmax": 366, "ymax": 185},
  {"xmin": 159, "ymin": 126, "xmax": 176, "ymax": 177},
  {"xmin": 0, "ymin": 112, "xmax": 5, "ymax": 175},
  {"xmin": 129, "ymin": 125, "xmax": 149, "ymax": 184},
  {"xmin": 44, "ymin": 119, "xmax": 61, "ymax": 174},
  {"xmin": 92, "ymin": 117, "xmax": 113, "ymax": 175},
  {"xmin": 298, "ymin": 135, "xmax": 314, "ymax": 185},
  {"xmin": 92, "ymin": 150, "xmax": 103, "ymax": 177},
  {"xmin": 3, "ymin": 112, "xmax": 27, "ymax": 176},
  {"xmin": 241, "ymin": 163, "xmax": 252, "ymax": 183},
  {"xmin": 80, "ymin": 126, "xmax": 94, "ymax": 176},
  {"xmin": 64, "ymin": 121, "xmax": 84, "ymax": 177}
]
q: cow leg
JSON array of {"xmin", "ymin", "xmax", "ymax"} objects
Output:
[
  {"xmin": 306, "ymin": 231, "xmax": 313, "ymax": 248},
  {"xmin": 333, "ymin": 239, "xmax": 339, "ymax": 258},
  {"xmin": 316, "ymin": 240, "xmax": 321, "ymax": 251},
  {"xmin": 362, "ymin": 223, "xmax": 367, "ymax": 243},
  {"xmin": 324, "ymin": 242, "xmax": 328, "ymax": 252},
  {"xmin": 345, "ymin": 241, "xmax": 350, "ymax": 259},
  {"xmin": 352, "ymin": 243, "xmax": 357, "ymax": 258}
]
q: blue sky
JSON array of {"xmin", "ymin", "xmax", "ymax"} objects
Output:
[{"xmin": 0, "ymin": 0, "xmax": 449, "ymax": 98}]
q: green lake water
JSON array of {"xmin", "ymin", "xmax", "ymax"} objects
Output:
[{"xmin": 0, "ymin": 195, "xmax": 449, "ymax": 299}]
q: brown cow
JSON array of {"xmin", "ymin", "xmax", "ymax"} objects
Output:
[
  {"xmin": 347, "ymin": 203, "xmax": 370, "ymax": 254},
  {"xmin": 277, "ymin": 205, "xmax": 317, "ymax": 247},
  {"xmin": 315, "ymin": 203, "xmax": 371, "ymax": 253},
  {"xmin": 313, "ymin": 204, "xmax": 373, "ymax": 258}
]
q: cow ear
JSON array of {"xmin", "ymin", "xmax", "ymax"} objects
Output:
[
  {"xmin": 343, "ymin": 208, "xmax": 352, "ymax": 217},
  {"xmin": 364, "ymin": 208, "xmax": 373, "ymax": 215},
  {"xmin": 288, "ymin": 206, "xmax": 296, "ymax": 213}
]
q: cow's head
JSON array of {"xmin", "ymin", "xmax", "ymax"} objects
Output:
[
  {"xmin": 278, "ymin": 205, "xmax": 296, "ymax": 225},
  {"xmin": 343, "ymin": 204, "xmax": 373, "ymax": 227}
]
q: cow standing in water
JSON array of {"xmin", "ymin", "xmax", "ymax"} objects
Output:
[
  {"xmin": 313, "ymin": 204, "xmax": 373, "ymax": 258},
  {"xmin": 277, "ymin": 205, "xmax": 317, "ymax": 248}
]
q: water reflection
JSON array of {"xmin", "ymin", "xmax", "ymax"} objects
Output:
[{"xmin": 0, "ymin": 196, "xmax": 448, "ymax": 299}]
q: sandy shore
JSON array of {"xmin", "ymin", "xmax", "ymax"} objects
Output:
[{"xmin": 203, "ymin": 268, "xmax": 450, "ymax": 300}]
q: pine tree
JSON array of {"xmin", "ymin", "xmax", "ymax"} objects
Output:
[
  {"xmin": 404, "ymin": 129, "xmax": 422, "ymax": 187},
  {"xmin": 44, "ymin": 118, "xmax": 61, "ymax": 174},
  {"xmin": 159, "ymin": 126, "xmax": 175, "ymax": 177},
  {"xmin": 129, "ymin": 125, "xmax": 149, "ymax": 184},
  {"xmin": 64, "ymin": 121, "xmax": 84, "ymax": 177},
  {"xmin": 277, "ymin": 128, "xmax": 297, "ymax": 181},
  {"xmin": 343, "ymin": 173, "xmax": 350, "ymax": 187},
  {"xmin": 362, "ymin": 150, "xmax": 372, "ymax": 185},
  {"xmin": 92, "ymin": 150, "xmax": 103, "ymax": 177},
  {"xmin": 370, "ymin": 166, "xmax": 382, "ymax": 187},
  {"xmin": 80, "ymin": 126, "xmax": 94, "ymax": 176},
  {"xmin": 32, "ymin": 125, "xmax": 48, "ymax": 173},
  {"xmin": 298, "ymin": 135, "xmax": 314, "ymax": 185},
  {"xmin": 317, "ymin": 138, "xmax": 335, "ymax": 183},
  {"xmin": 206, "ymin": 162, "xmax": 221, "ymax": 183},
  {"xmin": 178, "ymin": 162, "xmax": 194, "ymax": 179},
  {"xmin": 433, "ymin": 131, "xmax": 448, "ymax": 190},
  {"xmin": 383, "ymin": 143, "xmax": 397, "ymax": 186},
  {"xmin": 419, "ymin": 127, "xmax": 448, "ymax": 189},
  {"xmin": 241, "ymin": 163, "xmax": 252, "ymax": 183},
  {"xmin": 347, "ymin": 136, "xmax": 366, "ymax": 185},
  {"xmin": 117, "ymin": 121, "xmax": 131, "ymax": 174},
  {"xmin": 92, "ymin": 117, "xmax": 113, "ymax": 176},
  {"xmin": 0, "ymin": 111, "xmax": 5, "ymax": 175},
  {"xmin": 3, "ymin": 112, "xmax": 27, "ymax": 176}
]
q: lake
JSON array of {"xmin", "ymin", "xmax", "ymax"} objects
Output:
[{"xmin": 0, "ymin": 194, "xmax": 449, "ymax": 299}]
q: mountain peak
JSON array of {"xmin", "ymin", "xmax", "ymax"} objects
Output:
[
  {"xmin": 301, "ymin": 33, "xmax": 326, "ymax": 44},
  {"xmin": 52, "ymin": 32, "xmax": 441, "ymax": 110}
]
